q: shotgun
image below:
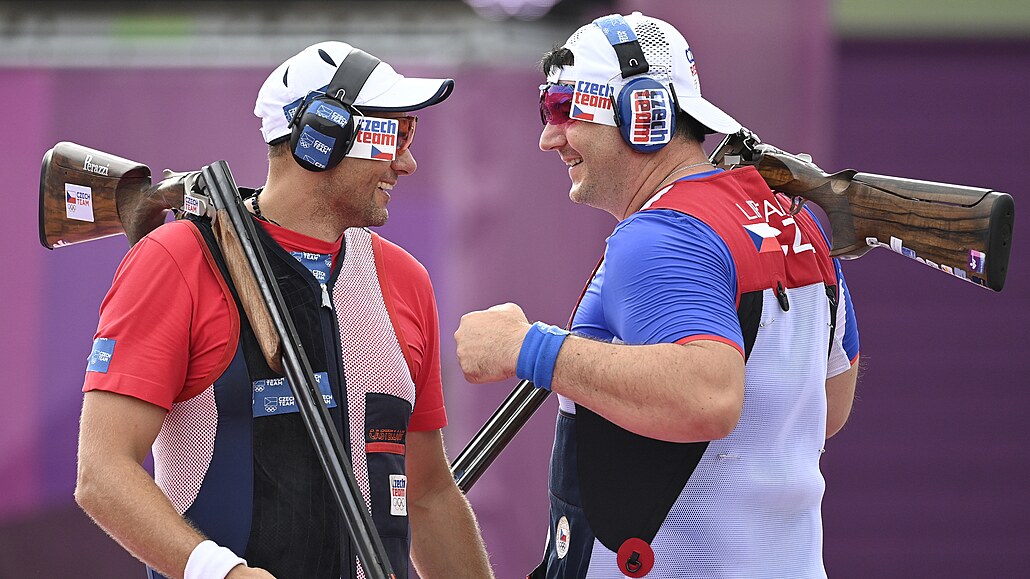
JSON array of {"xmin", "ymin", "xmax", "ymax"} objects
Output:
[{"xmin": 711, "ymin": 129, "xmax": 1014, "ymax": 292}]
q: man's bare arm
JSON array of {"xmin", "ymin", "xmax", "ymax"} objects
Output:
[
  {"xmin": 406, "ymin": 429, "xmax": 493, "ymax": 578},
  {"xmin": 75, "ymin": 390, "xmax": 272, "ymax": 579},
  {"xmin": 552, "ymin": 336, "xmax": 745, "ymax": 443},
  {"xmin": 826, "ymin": 358, "xmax": 859, "ymax": 439},
  {"xmin": 455, "ymin": 303, "xmax": 745, "ymax": 443}
]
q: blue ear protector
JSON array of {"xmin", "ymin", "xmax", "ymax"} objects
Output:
[
  {"xmin": 592, "ymin": 14, "xmax": 678, "ymax": 153},
  {"xmin": 289, "ymin": 49, "xmax": 381, "ymax": 172}
]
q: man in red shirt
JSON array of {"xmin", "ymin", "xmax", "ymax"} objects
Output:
[{"xmin": 75, "ymin": 41, "xmax": 492, "ymax": 579}]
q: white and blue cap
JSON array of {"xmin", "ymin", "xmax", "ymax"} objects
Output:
[
  {"xmin": 256, "ymin": 41, "xmax": 454, "ymax": 144},
  {"xmin": 549, "ymin": 12, "xmax": 741, "ymax": 135}
]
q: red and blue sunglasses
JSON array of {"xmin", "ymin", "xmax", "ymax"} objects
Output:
[{"xmin": 539, "ymin": 83, "xmax": 576, "ymax": 126}]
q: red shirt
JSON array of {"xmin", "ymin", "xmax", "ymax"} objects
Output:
[{"xmin": 83, "ymin": 219, "xmax": 446, "ymax": 432}]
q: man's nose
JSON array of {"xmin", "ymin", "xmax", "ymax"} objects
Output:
[
  {"xmin": 539, "ymin": 122, "xmax": 566, "ymax": 152},
  {"xmin": 392, "ymin": 148, "xmax": 416, "ymax": 175}
]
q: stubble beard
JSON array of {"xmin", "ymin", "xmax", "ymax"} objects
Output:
[
  {"xmin": 316, "ymin": 179, "xmax": 389, "ymax": 229},
  {"xmin": 569, "ymin": 175, "xmax": 610, "ymax": 213}
]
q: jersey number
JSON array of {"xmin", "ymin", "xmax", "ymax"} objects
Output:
[{"xmin": 780, "ymin": 217, "xmax": 815, "ymax": 256}]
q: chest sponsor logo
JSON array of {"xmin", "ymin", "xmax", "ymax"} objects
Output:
[
  {"xmin": 65, "ymin": 183, "xmax": 95, "ymax": 222},
  {"xmin": 289, "ymin": 251, "xmax": 333, "ymax": 284},
  {"xmin": 252, "ymin": 371, "xmax": 335, "ymax": 417},
  {"xmin": 629, "ymin": 88, "xmax": 672, "ymax": 145}
]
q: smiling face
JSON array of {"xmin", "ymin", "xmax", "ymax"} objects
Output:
[
  {"xmin": 321, "ymin": 113, "xmax": 416, "ymax": 227},
  {"xmin": 539, "ymin": 115, "xmax": 648, "ymax": 217}
]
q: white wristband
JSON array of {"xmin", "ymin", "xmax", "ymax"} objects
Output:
[{"xmin": 185, "ymin": 540, "xmax": 247, "ymax": 579}]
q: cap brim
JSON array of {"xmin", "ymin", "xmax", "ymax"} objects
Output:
[
  {"xmin": 680, "ymin": 96, "xmax": 742, "ymax": 135},
  {"xmin": 358, "ymin": 78, "xmax": 454, "ymax": 113}
]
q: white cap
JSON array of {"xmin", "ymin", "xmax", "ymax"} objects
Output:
[
  {"xmin": 548, "ymin": 12, "xmax": 741, "ymax": 135},
  {"xmin": 255, "ymin": 41, "xmax": 454, "ymax": 144}
]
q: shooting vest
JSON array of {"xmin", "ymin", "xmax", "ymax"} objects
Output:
[
  {"xmin": 534, "ymin": 167, "xmax": 840, "ymax": 579},
  {"xmin": 148, "ymin": 216, "xmax": 416, "ymax": 579}
]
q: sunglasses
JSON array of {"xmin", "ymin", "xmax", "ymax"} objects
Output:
[
  {"xmin": 393, "ymin": 115, "xmax": 418, "ymax": 155},
  {"xmin": 539, "ymin": 83, "xmax": 575, "ymax": 126}
]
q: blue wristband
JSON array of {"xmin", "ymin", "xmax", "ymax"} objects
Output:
[{"xmin": 516, "ymin": 322, "xmax": 570, "ymax": 391}]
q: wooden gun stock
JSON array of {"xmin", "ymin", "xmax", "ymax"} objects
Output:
[
  {"xmin": 713, "ymin": 133, "xmax": 1015, "ymax": 291},
  {"xmin": 38, "ymin": 142, "xmax": 281, "ymax": 370},
  {"xmin": 39, "ymin": 142, "xmax": 193, "ymax": 248}
]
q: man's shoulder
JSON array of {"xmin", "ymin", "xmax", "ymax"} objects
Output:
[
  {"xmin": 138, "ymin": 219, "xmax": 208, "ymax": 259},
  {"xmin": 371, "ymin": 231, "xmax": 431, "ymax": 282},
  {"xmin": 613, "ymin": 208, "xmax": 723, "ymax": 247},
  {"xmin": 115, "ymin": 219, "xmax": 217, "ymax": 290}
]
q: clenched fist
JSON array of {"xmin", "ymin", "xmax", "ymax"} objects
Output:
[{"xmin": 455, "ymin": 303, "xmax": 531, "ymax": 383}]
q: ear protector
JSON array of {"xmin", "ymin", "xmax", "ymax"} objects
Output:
[
  {"xmin": 289, "ymin": 49, "xmax": 381, "ymax": 172},
  {"xmin": 592, "ymin": 14, "xmax": 678, "ymax": 153}
]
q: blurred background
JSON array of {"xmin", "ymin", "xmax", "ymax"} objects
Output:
[{"xmin": 1, "ymin": 0, "xmax": 1028, "ymax": 576}]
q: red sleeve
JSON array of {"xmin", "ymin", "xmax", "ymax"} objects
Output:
[
  {"xmin": 83, "ymin": 221, "xmax": 238, "ymax": 410},
  {"xmin": 373, "ymin": 234, "xmax": 447, "ymax": 432}
]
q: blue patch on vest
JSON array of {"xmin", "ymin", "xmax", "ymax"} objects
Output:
[
  {"xmin": 86, "ymin": 338, "xmax": 116, "ymax": 373},
  {"xmin": 289, "ymin": 251, "xmax": 333, "ymax": 284},
  {"xmin": 252, "ymin": 371, "xmax": 336, "ymax": 417}
]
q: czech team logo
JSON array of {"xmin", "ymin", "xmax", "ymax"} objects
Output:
[
  {"xmin": 297, "ymin": 126, "xmax": 336, "ymax": 169},
  {"xmin": 183, "ymin": 194, "xmax": 202, "ymax": 216},
  {"xmin": 65, "ymin": 183, "xmax": 94, "ymax": 223},
  {"xmin": 389, "ymin": 475, "xmax": 408, "ymax": 516},
  {"xmin": 555, "ymin": 516, "xmax": 571, "ymax": 559},
  {"xmin": 347, "ymin": 118, "xmax": 398, "ymax": 161},
  {"xmin": 289, "ymin": 251, "xmax": 332, "ymax": 283},
  {"xmin": 629, "ymin": 88, "xmax": 672, "ymax": 146},
  {"xmin": 86, "ymin": 338, "xmax": 115, "ymax": 373},
  {"xmin": 263, "ymin": 397, "xmax": 279, "ymax": 414},
  {"xmin": 571, "ymin": 81, "xmax": 616, "ymax": 125},
  {"xmin": 252, "ymin": 372, "xmax": 334, "ymax": 418},
  {"xmin": 314, "ymin": 102, "xmax": 351, "ymax": 127}
]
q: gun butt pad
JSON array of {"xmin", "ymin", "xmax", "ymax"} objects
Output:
[{"xmin": 985, "ymin": 192, "xmax": 1014, "ymax": 291}]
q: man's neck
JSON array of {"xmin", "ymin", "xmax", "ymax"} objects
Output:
[
  {"xmin": 616, "ymin": 141, "xmax": 712, "ymax": 220},
  {"xmin": 255, "ymin": 162, "xmax": 352, "ymax": 243}
]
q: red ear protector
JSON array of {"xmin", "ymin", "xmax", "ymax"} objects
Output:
[
  {"xmin": 593, "ymin": 14, "xmax": 678, "ymax": 153},
  {"xmin": 288, "ymin": 49, "xmax": 380, "ymax": 172}
]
